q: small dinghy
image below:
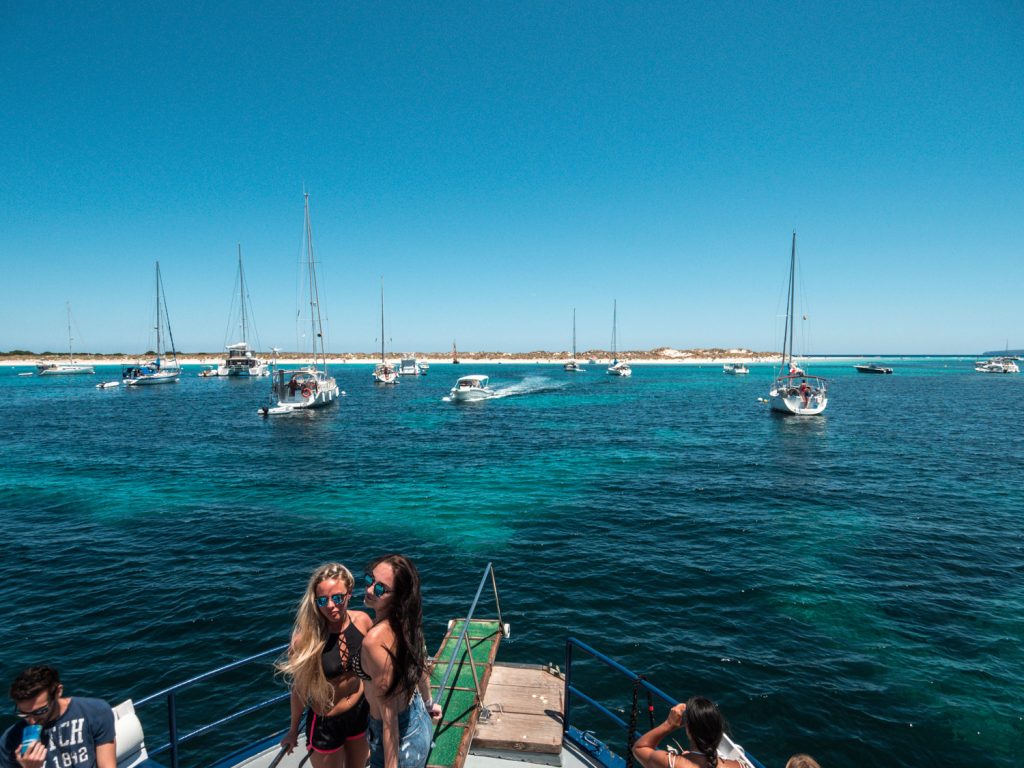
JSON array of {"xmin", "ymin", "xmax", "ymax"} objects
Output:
[{"xmin": 96, "ymin": 381, "xmax": 121, "ymax": 389}]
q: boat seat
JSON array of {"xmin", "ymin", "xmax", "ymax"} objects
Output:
[{"xmin": 113, "ymin": 699, "xmax": 158, "ymax": 768}]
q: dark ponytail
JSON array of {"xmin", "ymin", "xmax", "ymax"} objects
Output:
[{"xmin": 683, "ymin": 696, "xmax": 726, "ymax": 768}]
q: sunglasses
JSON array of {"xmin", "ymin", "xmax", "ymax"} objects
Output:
[
  {"xmin": 315, "ymin": 593, "xmax": 348, "ymax": 608},
  {"xmin": 364, "ymin": 572, "xmax": 392, "ymax": 597},
  {"xmin": 14, "ymin": 698, "xmax": 52, "ymax": 719}
]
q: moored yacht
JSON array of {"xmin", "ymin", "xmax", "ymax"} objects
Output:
[
  {"xmin": 259, "ymin": 193, "xmax": 339, "ymax": 415},
  {"xmin": 606, "ymin": 300, "xmax": 632, "ymax": 377},
  {"xmin": 854, "ymin": 363, "xmax": 893, "ymax": 374},
  {"xmin": 449, "ymin": 374, "xmax": 493, "ymax": 402},
  {"xmin": 372, "ymin": 279, "xmax": 400, "ymax": 385},
  {"xmin": 123, "ymin": 262, "xmax": 181, "ymax": 386},
  {"xmin": 563, "ymin": 308, "xmax": 586, "ymax": 372},
  {"xmin": 398, "ymin": 358, "xmax": 424, "ymax": 376},
  {"xmin": 36, "ymin": 303, "xmax": 94, "ymax": 375},
  {"xmin": 218, "ymin": 246, "xmax": 270, "ymax": 377},
  {"xmin": 723, "ymin": 363, "xmax": 750, "ymax": 375},
  {"xmin": 769, "ymin": 233, "xmax": 827, "ymax": 415},
  {"xmin": 975, "ymin": 357, "xmax": 1019, "ymax": 374}
]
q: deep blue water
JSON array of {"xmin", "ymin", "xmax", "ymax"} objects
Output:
[{"xmin": 0, "ymin": 360, "xmax": 1021, "ymax": 767}]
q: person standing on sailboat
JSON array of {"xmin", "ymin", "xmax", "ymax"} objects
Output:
[{"xmin": 277, "ymin": 564, "xmax": 373, "ymax": 768}]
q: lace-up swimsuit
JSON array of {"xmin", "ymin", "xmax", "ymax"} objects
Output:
[{"xmin": 305, "ymin": 621, "xmax": 370, "ymax": 753}]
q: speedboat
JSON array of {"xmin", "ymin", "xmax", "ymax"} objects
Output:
[
  {"xmin": 450, "ymin": 375, "xmax": 494, "ymax": 401},
  {"xmin": 975, "ymin": 357, "xmax": 1019, "ymax": 374},
  {"xmin": 723, "ymin": 363, "xmax": 750, "ymax": 375},
  {"xmin": 563, "ymin": 360, "xmax": 585, "ymax": 372},
  {"xmin": 218, "ymin": 342, "xmax": 269, "ymax": 377},
  {"xmin": 198, "ymin": 365, "xmax": 220, "ymax": 378},
  {"xmin": 105, "ymin": 563, "xmax": 765, "ymax": 768},
  {"xmin": 260, "ymin": 368, "xmax": 339, "ymax": 415},
  {"xmin": 854, "ymin": 364, "xmax": 893, "ymax": 374},
  {"xmin": 398, "ymin": 358, "xmax": 424, "ymax": 376}
]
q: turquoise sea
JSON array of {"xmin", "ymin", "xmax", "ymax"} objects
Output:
[{"xmin": 0, "ymin": 360, "xmax": 1021, "ymax": 767}]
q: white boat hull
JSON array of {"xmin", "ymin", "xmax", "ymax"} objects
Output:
[
  {"xmin": 37, "ymin": 364, "xmax": 95, "ymax": 375},
  {"xmin": 563, "ymin": 361, "xmax": 585, "ymax": 372},
  {"xmin": 606, "ymin": 364, "xmax": 632, "ymax": 377},
  {"xmin": 450, "ymin": 387, "xmax": 494, "ymax": 402},
  {"xmin": 261, "ymin": 369, "xmax": 339, "ymax": 415},
  {"xmin": 124, "ymin": 370, "xmax": 180, "ymax": 385}
]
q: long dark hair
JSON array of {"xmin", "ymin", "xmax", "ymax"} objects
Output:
[
  {"xmin": 368, "ymin": 554, "xmax": 427, "ymax": 701},
  {"xmin": 684, "ymin": 696, "xmax": 726, "ymax": 768}
]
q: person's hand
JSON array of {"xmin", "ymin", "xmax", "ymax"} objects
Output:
[
  {"xmin": 428, "ymin": 702, "xmax": 442, "ymax": 720},
  {"xmin": 16, "ymin": 740, "xmax": 48, "ymax": 768},
  {"xmin": 280, "ymin": 728, "xmax": 299, "ymax": 754},
  {"xmin": 666, "ymin": 703, "xmax": 686, "ymax": 729}
]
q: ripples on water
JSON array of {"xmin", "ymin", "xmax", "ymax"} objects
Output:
[{"xmin": 0, "ymin": 361, "xmax": 1021, "ymax": 767}]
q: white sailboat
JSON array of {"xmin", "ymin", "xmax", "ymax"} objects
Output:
[
  {"xmin": 373, "ymin": 279, "xmax": 399, "ymax": 385},
  {"xmin": 606, "ymin": 300, "xmax": 632, "ymax": 377},
  {"xmin": 769, "ymin": 232, "xmax": 827, "ymax": 415},
  {"xmin": 122, "ymin": 262, "xmax": 181, "ymax": 386},
  {"xmin": 259, "ymin": 192, "xmax": 340, "ymax": 415},
  {"xmin": 36, "ymin": 303, "xmax": 94, "ymax": 375},
  {"xmin": 563, "ymin": 308, "xmax": 585, "ymax": 372},
  {"xmin": 218, "ymin": 245, "xmax": 269, "ymax": 377}
]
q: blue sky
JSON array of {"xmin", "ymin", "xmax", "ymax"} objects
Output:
[{"xmin": 1, "ymin": 2, "xmax": 1021, "ymax": 354}]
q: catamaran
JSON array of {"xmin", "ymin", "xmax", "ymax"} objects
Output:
[
  {"xmin": 122, "ymin": 262, "xmax": 181, "ymax": 386},
  {"xmin": 373, "ymin": 279, "xmax": 399, "ymax": 385},
  {"xmin": 769, "ymin": 232, "xmax": 827, "ymax": 415},
  {"xmin": 564, "ymin": 308, "xmax": 585, "ymax": 372},
  {"xmin": 36, "ymin": 302, "xmax": 94, "ymax": 375},
  {"xmin": 218, "ymin": 245, "xmax": 269, "ymax": 377},
  {"xmin": 103, "ymin": 563, "xmax": 765, "ymax": 768},
  {"xmin": 606, "ymin": 300, "xmax": 632, "ymax": 377},
  {"xmin": 258, "ymin": 193, "xmax": 339, "ymax": 415}
]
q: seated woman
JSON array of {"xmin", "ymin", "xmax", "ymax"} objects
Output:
[
  {"xmin": 277, "ymin": 563, "xmax": 373, "ymax": 768},
  {"xmin": 632, "ymin": 696, "xmax": 745, "ymax": 768},
  {"xmin": 357, "ymin": 554, "xmax": 442, "ymax": 768}
]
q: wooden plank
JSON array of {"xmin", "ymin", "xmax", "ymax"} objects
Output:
[{"xmin": 472, "ymin": 665, "xmax": 564, "ymax": 755}]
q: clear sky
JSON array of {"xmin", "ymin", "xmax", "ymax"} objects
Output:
[{"xmin": 2, "ymin": 2, "xmax": 1021, "ymax": 355}]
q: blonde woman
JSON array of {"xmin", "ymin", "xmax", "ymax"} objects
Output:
[
  {"xmin": 354, "ymin": 554, "xmax": 442, "ymax": 768},
  {"xmin": 277, "ymin": 563, "xmax": 373, "ymax": 768}
]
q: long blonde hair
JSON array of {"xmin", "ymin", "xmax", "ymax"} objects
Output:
[{"xmin": 276, "ymin": 563, "xmax": 355, "ymax": 714}]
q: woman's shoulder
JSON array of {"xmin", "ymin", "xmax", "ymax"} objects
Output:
[{"xmin": 350, "ymin": 610, "xmax": 373, "ymax": 631}]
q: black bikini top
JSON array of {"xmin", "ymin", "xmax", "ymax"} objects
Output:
[{"xmin": 321, "ymin": 620, "xmax": 365, "ymax": 680}]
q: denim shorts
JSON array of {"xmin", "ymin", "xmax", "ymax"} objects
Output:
[{"xmin": 367, "ymin": 691, "xmax": 433, "ymax": 768}]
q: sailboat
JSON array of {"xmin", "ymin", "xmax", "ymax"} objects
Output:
[
  {"xmin": 36, "ymin": 303, "xmax": 94, "ymax": 375},
  {"xmin": 259, "ymin": 192, "xmax": 340, "ymax": 415},
  {"xmin": 122, "ymin": 262, "xmax": 181, "ymax": 385},
  {"xmin": 769, "ymin": 231, "xmax": 828, "ymax": 415},
  {"xmin": 452, "ymin": 340, "xmax": 460, "ymax": 364},
  {"xmin": 606, "ymin": 300, "xmax": 632, "ymax": 377},
  {"xmin": 563, "ymin": 308, "xmax": 585, "ymax": 372},
  {"xmin": 373, "ymin": 279, "xmax": 399, "ymax": 384},
  {"xmin": 218, "ymin": 245, "xmax": 269, "ymax": 377}
]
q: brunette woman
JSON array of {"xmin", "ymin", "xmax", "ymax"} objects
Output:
[
  {"xmin": 355, "ymin": 554, "xmax": 441, "ymax": 768},
  {"xmin": 277, "ymin": 563, "xmax": 373, "ymax": 768},
  {"xmin": 632, "ymin": 696, "xmax": 745, "ymax": 768}
]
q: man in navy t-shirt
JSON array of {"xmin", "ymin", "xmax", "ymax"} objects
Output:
[{"xmin": 1, "ymin": 666, "xmax": 115, "ymax": 768}]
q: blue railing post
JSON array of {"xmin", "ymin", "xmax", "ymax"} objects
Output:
[
  {"xmin": 563, "ymin": 638, "xmax": 573, "ymax": 737},
  {"xmin": 167, "ymin": 691, "xmax": 178, "ymax": 768}
]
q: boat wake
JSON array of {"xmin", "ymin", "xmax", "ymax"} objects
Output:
[{"xmin": 489, "ymin": 376, "xmax": 566, "ymax": 399}]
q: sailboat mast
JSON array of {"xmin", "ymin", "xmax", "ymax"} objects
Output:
[
  {"xmin": 380, "ymin": 278, "xmax": 386, "ymax": 363},
  {"xmin": 612, "ymin": 300, "xmax": 617, "ymax": 357},
  {"xmin": 781, "ymin": 232, "xmax": 797, "ymax": 367},
  {"xmin": 572, "ymin": 308, "xmax": 576, "ymax": 359},
  {"xmin": 155, "ymin": 262, "xmax": 162, "ymax": 361},
  {"xmin": 238, "ymin": 244, "xmax": 248, "ymax": 345},
  {"xmin": 66, "ymin": 302, "xmax": 73, "ymax": 360},
  {"xmin": 304, "ymin": 192, "xmax": 328, "ymax": 370}
]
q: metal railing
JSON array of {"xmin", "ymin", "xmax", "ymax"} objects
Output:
[
  {"xmin": 134, "ymin": 644, "xmax": 289, "ymax": 768},
  {"xmin": 563, "ymin": 637, "xmax": 765, "ymax": 768},
  {"xmin": 431, "ymin": 561, "xmax": 507, "ymax": 719}
]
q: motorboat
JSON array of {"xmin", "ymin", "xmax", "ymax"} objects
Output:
[
  {"xmin": 564, "ymin": 308, "xmax": 586, "ymax": 372},
  {"xmin": 606, "ymin": 300, "xmax": 632, "ymax": 377},
  {"xmin": 418, "ymin": 361, "xmax": 430, "ymax": 373},
  {"xmin": 723, "ymin": 363, "xmax": 750, "ymax": 375},
  {"xmin": 95, "ymin": 381, "xmax": 120, "ymax": 389},
  {"xmin": 36, "ymin": 303, "xmax": 94, "ymax": 375},
  {"xmin": 198, "ymin": 365, "xmax": 219, "ymax": 378},
  {"xmin": 449, "ymin": 374, "xmax": 494, "ymax": 402},
  {"xmin": 769, "ymin": 233, "xmax": 827, "ymax": 415},
  {"xmin": 123, "ymin": 262, "xmax": 181, "ymax": 386},
  {"xmin": 104, "ymin": 563, "xmax": 766, "ymax": 768},
  {"xmin": 259, "ymin": 193, "xmax": 339, "ymax": 415},
  {"xmin": 398, "ymin": 358, "xmax": 424, "ymax": 376},
  {"xmin": 854, "ymin": 364, "xmax": 893, "ymax": 374},
  {"xmin": 975, "ymin": 357, "xmax": 1019, "ymax": 374},
  {"xmin": 372, "ymin": 279, "xmax": 400, "ymax": 385},
  {"xmin": 218, "ymin": 247, "xmax": 270, "ymax": 377}
]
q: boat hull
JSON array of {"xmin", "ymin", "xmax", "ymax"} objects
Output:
[
  {"xmin": 37, "ymin": 365, "xmax": 95, "ymax": 375},
  {"xmin": 450, "ymin": 388, "xmax": 494, "ymax": 402},
  {"xmin": 124, "ymin": 371, "xmax": 180, "ymax": 385},
  {"xmin": 261, "ymin": 369, "xmax": 339, "ymax": 415}
]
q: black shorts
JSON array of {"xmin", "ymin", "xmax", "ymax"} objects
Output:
[{"xmin": 306, "ymin": 697, "xmax": 370, "ymax": 753}]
